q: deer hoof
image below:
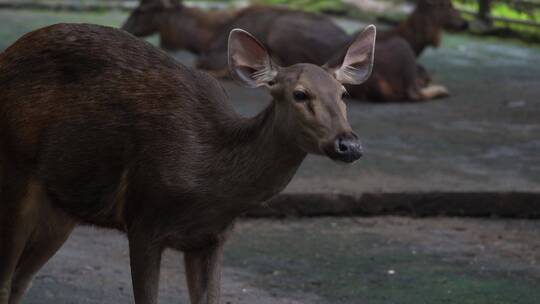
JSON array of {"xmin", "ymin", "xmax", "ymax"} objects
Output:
[{"xmin": 420, "ymin": 84, "xmax": 450, "ymax": 100}]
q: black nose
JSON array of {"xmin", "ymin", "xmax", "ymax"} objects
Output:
[{"xmin": 333, "ymin": 134, "xmax": 363, "ymax": 163}]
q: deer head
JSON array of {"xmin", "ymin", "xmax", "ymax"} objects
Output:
[{"xmin": 228, "ymin": 26, "xmax": 377, "ymax": 162}]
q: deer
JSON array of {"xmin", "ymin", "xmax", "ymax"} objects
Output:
[
  {"xmin": 121, "ymin": 0, "xmax": 237, "ymax": 53},
  {"xmin": 0, "ymin": 22, "xmax": 375, "ymax": 304},
  {"xmin": 380, "ymin": 0, "xmax": 469, "ymax": 57}
]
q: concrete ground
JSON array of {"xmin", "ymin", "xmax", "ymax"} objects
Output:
[
  {"xmin": 1, "ymin": 8, "xmax": 540, "ymax": 304},
  {"xmin": 26, "ymin": 219, "xmax": 540, "ymax": 304}
]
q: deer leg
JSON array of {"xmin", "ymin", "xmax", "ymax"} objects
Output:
[
  {"xmin": 184, "ymin": 242, "xmax": 225, "ymax": 304},
  {"xmin": 0, "ymin": 177, "xmax": 39, "ymax": 304},
  {"xmin": 408, "ymin": 84, "xmax": 449, "ymax": 101},
  {"xmin": 128, "ymin": 228, "xmax": 163, "ymax": 304},
  {"xmin": 9, "ymin": 205, "xmax": 76, "ymax": 304},
  {"xmin": 419, "ymin": 84, "xmax": 450, "ymax": 100}
]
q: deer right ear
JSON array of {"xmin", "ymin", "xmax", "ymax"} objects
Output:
[
  {"xmin": 228, "ymin": 29, "xmax": 278, "ymax": 88},
  {"xmin": 325, "ymin": 25, "xmax": 376, "ymax": 85}
]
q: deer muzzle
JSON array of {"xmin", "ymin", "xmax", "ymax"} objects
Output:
[{"xmin": 323, "ymin": 133, "xmax": 363, "ymax": 163}]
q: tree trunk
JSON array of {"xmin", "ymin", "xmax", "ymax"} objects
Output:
[{"xmin": 478, "ymin": 0, "xmax": 492, "ymax": 25}]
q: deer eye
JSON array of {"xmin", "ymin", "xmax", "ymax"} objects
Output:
[{"xmin": 293, "ymin": 90, "xmax": 309, "ymax": 102}]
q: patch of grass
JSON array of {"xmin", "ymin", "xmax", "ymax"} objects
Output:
[
  {"xmin": 453, "ymin": 0, "xmax": 540, "ymax": 41},
  {"xmin": 252, "ymin": 0, "xmax": 348, "ymax": 15}
]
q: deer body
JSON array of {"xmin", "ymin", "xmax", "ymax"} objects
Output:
[
  {"xmin": 0, "ymin": 23, "xmax": 375, "ymax": 304},
  {"xmin": 193, "ymin": 9, "xmax": 443, "ymax": 101},
  {"xmin": 122, "ymin": 1, "xmax": 237, "ymax": 53},
  {"xmin": 196, "ymin": 6, "xmax": 349, "ymax": 71}
]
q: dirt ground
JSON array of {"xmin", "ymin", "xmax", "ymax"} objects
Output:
[{"xmin": 25, "ymin": 218, "xmax": 540, "ymax": 304}]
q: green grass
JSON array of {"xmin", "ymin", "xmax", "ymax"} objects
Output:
[{"xmin": 252, "ymin": 0, "xmax": 348, "ymax": 14}]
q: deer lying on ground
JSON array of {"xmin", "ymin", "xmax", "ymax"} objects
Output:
[
  {"xmin": 123, "ymin": 0, "xmax": 467, "ymax": 59},
  {"xmin": 194, "ymin": 7, "xmax": 447, "ymax": 101},
  {"xmin": 122, "ymin": 1, "xmax": 449, "ymax": 101},
  {"xmin": 0, "ymin": 23, "xmax": 375, "ymax": 304}
]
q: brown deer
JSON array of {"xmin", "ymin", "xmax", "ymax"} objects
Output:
[
  {"xmin": 380, "ymin": 0, "xmax": 469, "ymax": 57},
  {"xmin": 121, "ymin": 0, "xmax": 237, "ymax": 53},
  {"xmin": 0, "ymin": 23, "xmax": 375, "ymax": 304},
  {"xmin": 195, "ymin": 8, "xmax": 447, "ymax": 101}
]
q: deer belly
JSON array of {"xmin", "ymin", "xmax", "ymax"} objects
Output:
[{"xmin": 36, "ymin": 119, "xmax": 131, "ymax": 226}]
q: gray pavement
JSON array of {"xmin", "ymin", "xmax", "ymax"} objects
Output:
[{"xmin": 26, "ymin": 219, "xmax": 540, "ymax": 304}]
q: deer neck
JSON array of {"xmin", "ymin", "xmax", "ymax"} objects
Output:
[
  {"xmin": 207, "ymin": 102, "xmax": 306, "ymax": 205},
  {"xmin": 395, "ymin": 10, "xmax": 439, "ymax": 57}
]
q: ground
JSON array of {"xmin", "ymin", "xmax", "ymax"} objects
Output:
[
  {"xmin": 27, "ymin": 219, "xmax": 540, "ymax": 304},
  {"xmin": 0, "ymin": 8, "xmax": 539, "ymax": 304}
]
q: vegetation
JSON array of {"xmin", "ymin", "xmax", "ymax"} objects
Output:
[
  {"xmin": 453, "ymin": 0, "xmax": 540, "ymax": 41},
  {"xmin": 252, "ymin": 0, "xmax": 348, "ymax": 15}
]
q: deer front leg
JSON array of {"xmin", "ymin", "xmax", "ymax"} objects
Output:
[
  {"xmin": 184, "ymin": 242, "xmax": 225, "ymax": 304},
  {"xmin": 128, "ymin": 230, "xmax": 163, "ymax": 304}
]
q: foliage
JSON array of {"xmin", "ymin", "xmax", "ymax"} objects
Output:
[
  {"xmin": 453, "ymin": 0, "xmax": 540, "ymax": 41},
  {"xmin": 252, "ymin": 0, "xmax": 348, "ymax": 14}
]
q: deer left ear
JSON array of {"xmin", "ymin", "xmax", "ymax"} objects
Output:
[
  {"xmin": 228, "ymin": 29, "xmax": 278, "ymax": 88},
  {"xmin": 326, "ymin": 25, "xmax": 376, "ymax": 85}
]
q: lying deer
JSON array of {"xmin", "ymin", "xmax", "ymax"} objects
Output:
[
  {"xmin": 121, "ymin": 2, "xmax": 454, "ymax": 101},
  {"xmin": 122, "ymin": 0, "xmax": 467, "ymax": 59},
  {"xmin": 0, "ymin": 23, "xmax": 375, "ymax": 304}
]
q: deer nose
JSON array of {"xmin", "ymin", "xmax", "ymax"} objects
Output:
[{"xmin": 333, "ymin": 134, "xmax": 363, "ymax": 163}]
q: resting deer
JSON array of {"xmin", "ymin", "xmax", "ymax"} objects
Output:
[
  {"xmin": 0, "ymin": 23, "xmax": 375, "ymax": 304},
  {"xmin": 121, "ymin": 1, "xmax": 458, "ymax": 101},
  {"xmin": 194, "ymin": 8, "xmax": 447, "ymax": 101},
  {"xmin": 122, "ymin": 0, "xmax": 467, "ymax": 59}
]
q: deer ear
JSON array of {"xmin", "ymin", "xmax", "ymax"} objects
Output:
[
  {"xmin": 326, "ymin": 25, "xmax": 376, "ymax": 85},
  {"xmin": 228, "ymin": 29, "xmax": 278, "ymax": 88}
]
